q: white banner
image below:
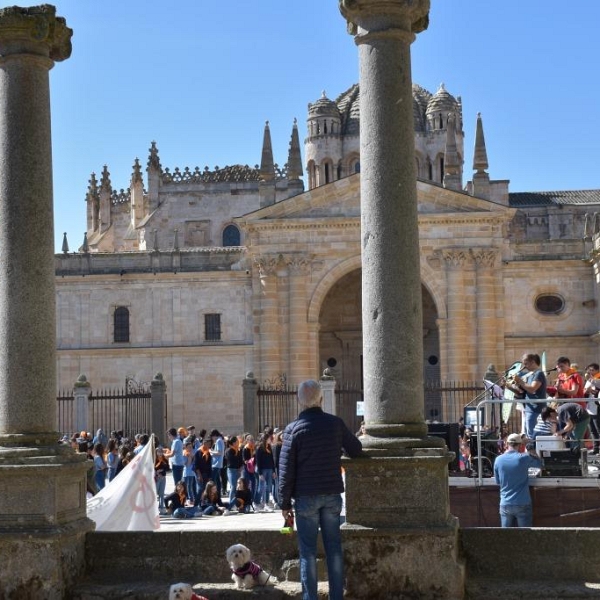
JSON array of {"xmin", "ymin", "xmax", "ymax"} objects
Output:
[{"xmin": 87, "ymin": 437, "xmax": 160, "ymax": 531}]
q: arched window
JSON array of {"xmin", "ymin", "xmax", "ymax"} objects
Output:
[
  {"xmin": 324, "ymin": 162, "xmax": 331, "ymax": 184},
  {"xmin": 439, "ymin": 157, "xmax": 445, "ymax": 183},
  {"xmin": 354, "ymin": 161, "xmax": 360, "ymax": 174},
  {"xmin": 222, "ymin": 224, "xmax": 241, "ymax": 247},
  {"xmin": 427, "ymin": 160, "xmax": 433, "ymax": 181},
  {"xmin": 114, "ymin": 307, "xmax": 130, "ymax": 343}
]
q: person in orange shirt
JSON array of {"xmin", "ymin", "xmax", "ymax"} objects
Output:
[{"xmin": 555, "ymin": 356, "xmax": 586, "ymax": 408}]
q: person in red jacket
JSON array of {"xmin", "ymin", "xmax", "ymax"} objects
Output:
[{"xmin": 555, "ymin": 356, "xmax": 585, "ymax": 407}]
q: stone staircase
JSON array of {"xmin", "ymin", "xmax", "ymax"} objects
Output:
[
  {"xmin": 461, "ymin": 528, "xmax": 600, "ymax": 599},
  {"xmin": 70, "ymin": 530, "xmax": 329, "ymax": 600}
]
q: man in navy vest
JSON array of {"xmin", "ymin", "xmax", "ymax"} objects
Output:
[{"xmin": 279, "ymin": 380, "xmax": 362, "ymax": 600}]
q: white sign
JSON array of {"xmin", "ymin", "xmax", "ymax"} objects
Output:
[{"xmin": 356, "ymin": 401, "xmax": 365, "ymax": 416}]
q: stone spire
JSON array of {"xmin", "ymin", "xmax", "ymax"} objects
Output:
[
  {"xmin": 86, "ymin": 171, "xmax": 99, "ymax": 232},
  {"xmin": 443, "ymin": 112, "xmax": 461, "ymax": 191},
  {"xmin": 81, "ymin": 231, "xmax": 89, "ymax": 253},
  {"xmin": 130, "ymin": 157, "xmax": 144, "ymax": 227},
  {"xmin": 131, "ymin": 156, "xmax": 143, "ymax": 185},
  {"xmin": 287, "ymin": 118, "xmax": 303, "ymax": 180},
  {"xmin": 472, "ymin": 112, "xmax": 490, "ymax": 199},
  {"xmin": 99, "ymin": 165, "xmax": 112, "ymax": 232},
  {"xmin": 61, "ymin": 231, "xmax": 69, "ymax": 254},
  {"xmin": 147, "ymin": 141, "xmax": 161, "ymax": 213},
  {"xmin": 259, "ymin": 121, "xmax": 275, "ymax": 182}
]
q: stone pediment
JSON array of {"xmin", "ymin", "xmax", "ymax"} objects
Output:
[{"xmin": 239, "ymin": 174, "xmax": 514, "ymax": 223}]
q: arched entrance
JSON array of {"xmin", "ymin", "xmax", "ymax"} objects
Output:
[{"xmin": 318, "ymin": 269, "xmax": 440, "ymax": 392}]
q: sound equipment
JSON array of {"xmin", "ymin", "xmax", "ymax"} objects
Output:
[
  {"xmin": 428, "ymin": 422, "xmax": 460, "ymax": 471},
  {"xmin": 542, "ymin": 450, "xmax": 583, "ymax": 477}
]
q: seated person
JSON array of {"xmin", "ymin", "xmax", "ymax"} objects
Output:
[{"xmin": 532, "ymin": 407, "xmax": 557, "ymax": 439}]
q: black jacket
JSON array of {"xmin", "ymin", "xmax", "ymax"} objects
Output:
[{"xmin": 278, "ymin": 407, "xmax": 362, "ymax": 510}]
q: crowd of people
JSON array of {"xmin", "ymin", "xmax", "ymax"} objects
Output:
[
  {"xmin": 455, "ymin": 354, "xmax": 600, "ymax": 527},
  {"xmin": 458, "ymin": 354, "xmax": 600, "ymax": 474},
  {"xmin": 62, "ymin": 423, "xmax": 289, "ymax": 517}
]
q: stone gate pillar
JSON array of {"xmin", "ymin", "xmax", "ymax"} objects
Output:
[
  {"xmin": 338, "ymin": 2, "xmax": 464, "ymax": 597},
  {"xmin": 0, "ymin": 6, "xmax": 92, "ymax": 599}
]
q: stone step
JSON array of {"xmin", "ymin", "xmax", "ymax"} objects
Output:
[
  {"xmin": 71, "ymin": 580, "xmax": 330, "ymax": 600},
  {"xmin": 466, "ymin": 579, "xmax": 600, "ymax": 599}
]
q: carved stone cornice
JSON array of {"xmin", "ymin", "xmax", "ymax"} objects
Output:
[
  {"xmin": 339, "ymin": 0, "xmax": 430, "ymax": 42},
  {"xmin": 429, "ymin": 247, "xmax": 499, "ymax": 271},
  {"xmin": 0, "ymin": 5, "xmax": 72, "ymax": 61},
  {"xmin": 253, "ymin": 253, "xmax": 313, "ymax": 277},
  {"xmin": 285, "ymin": 253, "xmax": 313, "ymax": 275}
]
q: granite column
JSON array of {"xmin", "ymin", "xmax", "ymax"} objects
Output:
[
  {"xmin": 0, "ymin": 6, "xmax": 92, "ymax": 599},
  {"xmin": 338, "ymin": 2, "xmax": 464, "ymax": 596}
]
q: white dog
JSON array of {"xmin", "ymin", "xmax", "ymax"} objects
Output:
[
  {"xmin": 225, "ymin": 543, "xmax": 277, "ymax": 589},
  {"xmin": 168, "ymin": 582, "xmax": 208, "ymax": 600}
]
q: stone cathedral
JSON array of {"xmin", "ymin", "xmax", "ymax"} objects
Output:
[{"xmin": 55, "ymin": 82, "xmax": 600, "ymax": 432}]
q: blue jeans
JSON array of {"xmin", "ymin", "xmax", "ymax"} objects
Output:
[
  {"xmin": 499, "ymin": 503, "xmax": 533, "ymax": 527},
  {"xmin": 173, "ymin": 506, "xmax": 198, "ymax": 519},
  {"xmin": 95, "ymin": 470, "xmax": 106, "ymax": 492},
  {"xmin": 523, "ymin": 408, "xmax": 541, "ymax": 440},
  {"xmin": 227, "ymin": 468, "xmax": 241, "ymax": 507},
  {"xmin": 185, "ymin": 475, "xmax": 196, "ymax": 503},
  {"xmin": 258, "ymin": 469, "xmax": 274, "ymax": 505},
  {"xmin": 156, "ymin": 474, "xmax": 166, "ymax": 509},
  {"xmin": 171, "ymin": 465, "xmax": 184, "ymax": 487},
  {"xmin": 295, "ymin": 494, "xmax": 344, "ymax": 600},
  {"xmin": 211, "ymin": 467, "xmax": 222, "ymax": 496}
]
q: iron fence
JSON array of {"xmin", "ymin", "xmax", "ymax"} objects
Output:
[
  {"xmin": 257, "ymin": 380, "xmax": 487, "ymax": 434},
  {"xmin": 57, "ymin": 384, "xmax": 152, "ymax": 439}
]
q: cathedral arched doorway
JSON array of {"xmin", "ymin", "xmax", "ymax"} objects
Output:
[{"xmin": 318, "ymin": 269, "xmax": 440, "ymax": 394}]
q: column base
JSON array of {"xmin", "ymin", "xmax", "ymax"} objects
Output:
[
  {"xmin": 0, "ymin": 437, "xmax": 94, "ymax": 597},
  {"xmin": 342, "ymin": 448, "xmax": 464, "ymax": 598},
  {"xmin": 343, "ymin": 523, "xmax": 465, "ymax": 600},
  {"xmin": 344, "ymin": 445, "xmax": 453, "ymax": 529}
]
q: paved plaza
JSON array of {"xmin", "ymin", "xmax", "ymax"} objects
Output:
[{"xmin": 157, "ymin": 477, "xmax": 291, "ymax": 532}]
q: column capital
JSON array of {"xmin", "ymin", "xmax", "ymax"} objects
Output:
[
  {"xmin": 470, "ymin": 247, "xmax": 499, "ymax": 269},
  {"xmin": 0, "ymin": 5, "xmax": 72, "ymax": 61},
  {"xmin": 339, "ymin": 0, "xmax": 429, "ymax": 43},
  {"xmin": 436, "ymin": 248, "xmax": 472, "ymax": 270}
]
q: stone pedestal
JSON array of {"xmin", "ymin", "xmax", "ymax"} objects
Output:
[{"xmin": 0, "ymin": 6, "xmax": 93, "ymax": 599}]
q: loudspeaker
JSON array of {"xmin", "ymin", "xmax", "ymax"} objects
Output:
[{"xmin": 428, "ymin": 422, "xmax": 460, "ymax": 471}]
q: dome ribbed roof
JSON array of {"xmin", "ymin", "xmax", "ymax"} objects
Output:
[
  {"xmin": 426, "ymin": 83, "xmax": 459, "ymax": 115},
  {"xmin": 308, "ymin": 91, "xmax": 341, "ymax": 118},
  {"xmin": 412, "ymin": 84, "xmax": 431, "ymax": 131}
]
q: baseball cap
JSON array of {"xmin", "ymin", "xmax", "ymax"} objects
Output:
[{"xmin": 507, "ymin": 433, "xmax": 524, "ymax": 445}]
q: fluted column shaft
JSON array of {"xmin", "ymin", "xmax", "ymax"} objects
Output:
[
  {"xmin": 341, "ymin": 0, "xmax": 430, "ymax": 439},
  {"xmin": 0, "ymin": 6, "xmax": 71, "ymax": 438},
  {"xmin": 473, "ymin": 249, "xmax": 499, "ymax": 376}
]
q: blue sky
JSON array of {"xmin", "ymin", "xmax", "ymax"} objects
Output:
[{"xmin": 5, "ymin": 1, "xmax": 598, "ymax": 251}]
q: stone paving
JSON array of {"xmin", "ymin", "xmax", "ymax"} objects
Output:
[{"xmin": 158, "ymin": 478, "xmax": 288, "ymax": 532}]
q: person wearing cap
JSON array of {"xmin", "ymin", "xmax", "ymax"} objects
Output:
[{"xmin": 493, "ymin": 432, "xmax": 541, "ymax": 527}]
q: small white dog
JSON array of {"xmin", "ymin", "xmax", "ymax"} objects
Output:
[
  {"xmin": 168, "ymin": 582, "xmax": 208, "ymax": 600},
  {"xmin": 225, "ymin": 543, "xmax": 277, "ymax": 589}
]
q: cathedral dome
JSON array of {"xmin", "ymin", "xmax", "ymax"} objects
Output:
[
  {"xmin": 426, "ymin": 83, "xmax": 459, "ymax": 116},
  {"xmin": 412, "ymin": 84, "xmax": 431, "ymax": 132},
  {"xmin": 308, "ymin": 91, "xmax": 341, "ymax": 118}
]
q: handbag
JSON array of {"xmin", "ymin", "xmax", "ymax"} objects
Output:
[{"xmin": 246, "ymin": 456, "xmax": 255, "ymax": 474}]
